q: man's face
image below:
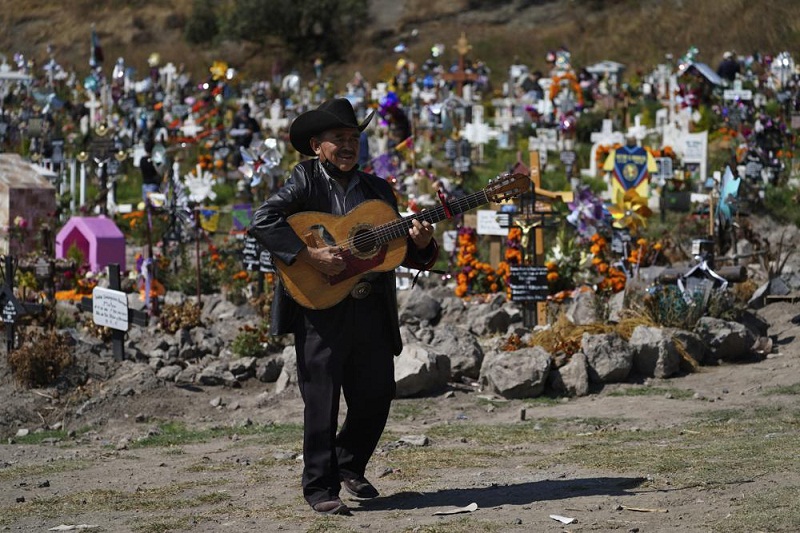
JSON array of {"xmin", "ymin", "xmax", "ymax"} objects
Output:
[{"xmin": 311, "ymin": 127, "xmax": 360, "ymax": 172}]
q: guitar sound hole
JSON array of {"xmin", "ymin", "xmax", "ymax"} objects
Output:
[{"xmin": 352, "ymin": 228, "xmax": 377, "ymax": 254}]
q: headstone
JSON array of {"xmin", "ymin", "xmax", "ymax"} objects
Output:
[
  {"xmin": 508, "ymin": 265, "xmax": 549, "ymax": 302},
  {"xmin": 78, "ymin": 263, "xmax": 148, "ymax": 360}
]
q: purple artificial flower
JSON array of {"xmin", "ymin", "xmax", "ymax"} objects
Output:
[{"xmin": 567, "ymin": 186, "xmax": 605, "ymax": 238}]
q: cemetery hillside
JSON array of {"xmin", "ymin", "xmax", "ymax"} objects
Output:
[{"xmin": 3, "ymin": 0, "xmax": 800, "ymax": 532}]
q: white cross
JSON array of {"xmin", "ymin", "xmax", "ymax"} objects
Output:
[
  {"xmin": 492, "ymin": 98, "xmax": 515, "ymax": 131},
  {"xmin": 180, "ymin": 115, "xmax": 203, "ymax": 138},
  {"xmin": 84, "ymin": 93, "xmax": 103, "ymax": 129},
  {"xmin": 582, "ymin": 119, "xmax": 624, "ymax": 177},
  {"xmin": 263, "ymin": 100, "xmax": 288, "ymax": 135},
  {"xmin": 627, "ymin": 115, "xmax": 648, "ymax": 142},
  {"xmin": 161, "ymin": 62, "xmax": 177, "ymax": 93}
]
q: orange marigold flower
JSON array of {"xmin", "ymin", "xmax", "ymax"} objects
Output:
[
  {"xmin": 546, "ymin": 271, "xmax": 560, "ymax": 282},
  {"xmin": 597, "ymin": 262, "xmax": 609, "ymax": 274},
  {"xmin": 590, "ymin": 244, "xmax": 601, "ymax": 255},
  {"xmin": 653, "ymin": 242, "xmax": 663, "ymax": 251},
  {"xmin": 545, "ymin": 261, "xmax": 557, "ymax": 270}
]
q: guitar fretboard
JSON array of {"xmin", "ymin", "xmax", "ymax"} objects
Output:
[{"xmin": 372, "ymin": 189, "xmax": 491, "ymax": 245}]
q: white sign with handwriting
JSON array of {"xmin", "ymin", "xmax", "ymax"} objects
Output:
[{"xmin": 92, "ymin": 287, "xmax": 129, "ymax": 331}]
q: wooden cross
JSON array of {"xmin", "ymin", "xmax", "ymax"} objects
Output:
[
  {"xmin": 78, "ymin": 263, "xmax": 148, "ymax": 361},
  {"xmin": 442, "ymin": 32, "xmax": 479, "ymax": 98}
]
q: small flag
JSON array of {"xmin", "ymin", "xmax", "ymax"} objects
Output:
[
  {"xmin": 395, "ymin": 136, "xmax": 414, "ymax": 152},
  {"xmin": 198, "ymin": 206, "xmax": 220, "ymax": 233},
  {"xmin": 231, "ymin": 203, "xmax": 252, "ymax": 231}
]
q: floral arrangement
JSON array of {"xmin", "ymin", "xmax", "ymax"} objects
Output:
[
  {"xmin": 545, "ymin": 225, "xmax": 593, "ymax": 297},
  {"xmin": 496, "ymin": 227, "xmax": 523, "ymax": 299},
  {"xmin": 454, "ymin": 226, "xmax": 503, "ymax": 297},
  {"xmin": 646, "ymin": 145, "xmax": 676, "ymax": 160},
  {"xmin": 595, "ymin": 142, "xmax": 622, "ymax": 167},
  {"xmin": 589, "ymin": 233, "xmax": 627, "ymax": 293}
]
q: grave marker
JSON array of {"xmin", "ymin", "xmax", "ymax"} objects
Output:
[
  {"xmin": 442, "ymin": 33, "xmax": 478, "ymax": 98},
  {"xmin": 78, "ymin": 263, "xmax": 148, "ymax": 361},
  {"xmin": 1, "ymin": 255, "xmax": 44, "ymax": 353}
]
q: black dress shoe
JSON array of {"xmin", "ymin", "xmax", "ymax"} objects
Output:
[
  {"xmin": 341, "ymin": 476, "xmax": 379, "ymax": 499},
  {"xmin": 311, "ymin": 498, "xmax": 351, "ymax": 515}
]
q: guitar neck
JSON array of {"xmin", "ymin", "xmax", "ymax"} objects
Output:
[{"xmin": 374, "ymin": 189, "xmax": 490, "ymax": 245}]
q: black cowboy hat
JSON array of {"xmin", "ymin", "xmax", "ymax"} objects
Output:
[{"xmin": 289, "ymin": 98, "xmax": 375, "ymax": 156}]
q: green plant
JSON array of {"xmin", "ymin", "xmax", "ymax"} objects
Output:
[{"xmin": 231, "ymin": 323, "xmax": 271, "ymax": 358}]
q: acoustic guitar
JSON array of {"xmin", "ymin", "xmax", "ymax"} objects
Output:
[{"xmin": 276, "ymin": 172, "xmax": 530, "ymax": 309}]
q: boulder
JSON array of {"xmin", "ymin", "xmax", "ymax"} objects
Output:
[
  {"xmin": 274, "ymin": 346, "xmax": 297, "ymax": 394},
  {"xmin": 548, "ymin": 352, "xmax": 590, "ymax": 397},
  {"xmin": 694, "ymin": 317, "xmax": 756, "ymax": 361},
  {"xmin": 399, "ymin": 291, "xmax": 443, "ymax": 326},
  {"xmin": 480, "ymin": 346, "xmax": 551, "ymax": 399},
  {"xmin": 394, "ymin": 343, "xmax": 450, "ymax": 398},
  {"xmin": 582, "ymin": 332, "xmax": 633, "ymax": 383},
  {"xmin": 628, "ymin": 326, "xmax": 681, "ymax": 378},
  {"xmin": 671, "ymin": 329, "xmax": 706, "ymax": 365},
  {"xmin": 426, "ymin": 325, "xmax": 484, "ymax": 381}
]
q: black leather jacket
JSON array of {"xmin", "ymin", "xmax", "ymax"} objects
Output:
[{"xmin": 248, "ymin": 159, "xmax": 438, "ymax": 355}]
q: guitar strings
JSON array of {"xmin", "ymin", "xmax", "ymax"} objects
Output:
[{"xmin": 333, "ymin": 190, "xmax": 490, "ymax": 252}]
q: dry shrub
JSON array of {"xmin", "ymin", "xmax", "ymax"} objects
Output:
[
  {"xmin": 158, "ymin": 301, "xmax": 203, "ymax": 333},
  {"xmin": 528, "ymin": 314, "xmax": 612, "ymax": 357},
  {"xmin": 8, "ymin": 329, "xmax": 75, "ymax": 388}
]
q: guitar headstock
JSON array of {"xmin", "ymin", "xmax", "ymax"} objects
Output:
[{"xmin": 485, "ymin": 172, "xmax": 530, "ymax": 202}]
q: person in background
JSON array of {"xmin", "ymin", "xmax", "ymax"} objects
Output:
[
  {"xmin": 231, "ymin": 102, "xmax": 261, "ymax": 165},
  {"xmin": 717, "ymin": 51, "xmax": 741, "ymax": 83},
  {"xmin": 140, "ymin": 139, "xmax": 160, "ymax": 203}
]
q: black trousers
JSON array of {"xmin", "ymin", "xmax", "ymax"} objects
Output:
[{"xmin": 293, "ymin": 292, "xmax": 396, "ymax": 505}]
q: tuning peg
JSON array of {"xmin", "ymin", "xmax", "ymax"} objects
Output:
[{"xmin": 76, "ymin": 151, "xmax": 89, "ymax": 162}]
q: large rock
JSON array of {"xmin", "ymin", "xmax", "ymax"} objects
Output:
[
  {"xmin": 394, "ymin": 343, "xmax": 451, "ymax": 398},
  {"xmin": 438, "ymin": 296, "xmax": 468, "ymax": 325},
  {"xmin": 549, "ymin": 352, "xmax": 590, "ymax": 397},
  {"xmin": 480, "ymin": 346, "xmax": 552, "ymax": 399},
  {"xmin": 274, "ymin": 346, "xmax": 297, "ymax": 394},
  {"xmin": 671, "ymin": 329, "xmax": 706, "ymax": 366},
  {"xmin": 628, "ymin": 326, "xmax": 681, "ymax": 378},
  {"xmin": 466, "ymin": 305, "xmax": 510, "ymax": 337},
  {"xmin": 399, "ymin": 291, "xmax": 443, "ymax": 326},
  {"xmin": 425, "ymin": 325, "xmax": 484, "ymax": 381},
  {"xmin": 694, "ymin": 317, "xmax": 756, "ymax": 361},
  {"xmin": 566, "ymin": 290, "xmax": 599, "ymax": 325},
  {"xmin": 581, "ymin": 333, "xmax": 633, "ymax": 383}
]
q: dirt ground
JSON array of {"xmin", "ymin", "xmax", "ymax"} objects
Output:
[{"xmin": 1, "ymin": 300, "xmax": 799, "ymax": 532}]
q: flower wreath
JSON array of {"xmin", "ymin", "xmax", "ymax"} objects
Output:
[{"xmin": 549, "ymin": 72, "xmax": 585, "ymax": 107}]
